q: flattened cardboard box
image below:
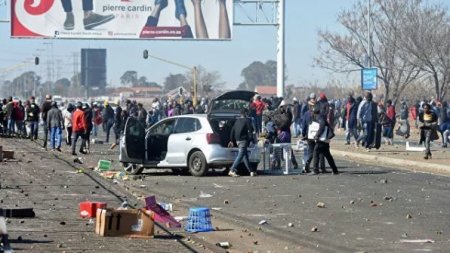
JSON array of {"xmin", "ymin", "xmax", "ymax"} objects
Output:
[{"xmin": 95, "ymin": 208, "xmax": 154, "ymax": 237}]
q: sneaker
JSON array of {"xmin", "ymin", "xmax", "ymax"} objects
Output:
[
  {"xmin": 175, "ymin": 0, "xmax": 187, "ymax": 20},
  {"xmin": 71, "ymin": 152, "xmax": 77, "ymax": 156},
  {"xmin": 64, "ymin": 12, "xmax": 74, "ymax": 30},
  {"xmin": 332, "ymin": 171, "xmax": 339, "ymax": 175},
  {"xmin": 56, "ymin": 148, "xmax": 62, "ymax": 152},
  {"xmin": 228, "ymin": 171, "xmax": 240, "ymax": 177},
  {"xmin": 84, "ymin": 13, "xmax": 115, "ymax": 30},
  {"xmin": 250, "ymin": 172, "xmax": 257, "ymax": 177}
]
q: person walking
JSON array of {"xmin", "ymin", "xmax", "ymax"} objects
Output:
[
  {"xmin": 62, "ymin": 103, "xmax": 74, "ymax": 146},
  {"xmin": 102, "ymin": 100, "xmax": 115, "ymax": 143},
  {"xmin": 41, "ymin": 95, "xmax": 53, "ymax": 149},
  {"xmin": 71, "ymin": 102, "xmax": 87, "ymax": 156},
  {"xmin": 419, "ymin": 103, "xmax": 438, "ymax": 159},
  {"xmin": 311, "ymin": 106, "xmax": 339, "ymax": 175},
  {"xmin": 228, "ymin": 108, "xmax": 256, "ymax": 177},
  {"xmin": 439, "ymin": 101, "xmax": 450, "ymax": 148},
  {"xmin": 343, "ymin": 93, "xmax": 359, "ymax": 145},
  {"xmin": 253, "ymin": 95, "xmax": 266, "ymax": 135},
  {"xmin": 82, "ymin": 103, "xmax": 93, "ymax": 153},
  {"xmin": 47, "ymin": 102, "xmax": 64, "ymax": 152},
  {"xmin": 292, "ymin": 97, "xmax": 301, "ymax": 137},
  {"xmin": 26, "ymin": 96, "xmax": 40, "ymax": 141},
  {"xmin": 356, "ymin": 92, "xmax": 378, "ymax": 150},
  {"xmin": 397, "ymin": 100, "xmax": 411, "ymax": 139}
]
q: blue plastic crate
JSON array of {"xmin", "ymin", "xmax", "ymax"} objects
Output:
[{"xmin": 185, "ymin": 207, "xmax": 213, "ymax": 233}]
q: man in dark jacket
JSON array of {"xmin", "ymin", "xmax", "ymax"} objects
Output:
[
  {"xmin": 41, "ymin": 94, "xmax": 53, "ymax": 149},
  {"xmin": 228, "ymin": 108, "xmax": 255, "ymax": 177},
  {"xmin": 312, "ymin": 108, "xmax": 338, "ymax": 175},
  {"xmin": 47, "ymin": 102, "xmax": 64, "ymax": 151},
  {"xmin": 26, "ymin": 96, "xmax": 40, "ymax": 141},
  {"xmin": 343, "ymin": 94, "xmax": 358, "ymax": 145},
  {"xmin": 102, "ymin": 101, "xmax": 115, "ymax": 143},
  {"xmin": 356, "ymin": 92, "xmax": 378, "ymax": 149}
]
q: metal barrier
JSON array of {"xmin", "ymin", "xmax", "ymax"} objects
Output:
[{"xmin": 262, "ymin": 143, "xmax": 297, "ymax": 175}]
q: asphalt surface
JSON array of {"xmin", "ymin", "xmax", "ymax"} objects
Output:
[
  {"xmin": 0, "ymin": 137, "xmax": 211, "ymax": 253},
  {"xmin": 2, "ymin": 133, "xmax": 450, "ymax": 253}
]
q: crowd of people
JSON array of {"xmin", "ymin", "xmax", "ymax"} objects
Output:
[{"xmin": 0, "ymin": 91, "xmax": 449, "ymax": 166}]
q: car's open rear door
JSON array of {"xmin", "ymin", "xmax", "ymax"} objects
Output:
[{"xmin": 123, "ymin": 117, "xmax": 145, "ymax": 164}]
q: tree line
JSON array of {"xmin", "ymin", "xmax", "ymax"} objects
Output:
[{"xmin": 315, "ymin": 0, "xmax": 450, "ymax": 102}]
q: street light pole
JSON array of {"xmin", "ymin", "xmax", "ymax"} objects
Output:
[
  {"xmin": 143, "ymin": 50, "xmax": 198, "ymax": 107},
  {"xmin": 367, "ymin": 0, "xmax": 372, "ymax": 68}
]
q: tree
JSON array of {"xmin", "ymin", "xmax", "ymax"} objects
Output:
[
  {"xmin": 240, "ymin": 60, "xmax": 277, "ymax": 91},
  {"xmin": 400, "ymin": 3, "xmax": 450, "ymax": 101},
  {"xmin": 163, "ymin": 73, "xmax": 188, "ymax": 92},
  {"xmin": 315, "ymin": 0, "xmax": 423, "ymax": 103},
  {"xmin": 120, "ymin": 71, "xmax": 138, "ymax": 86},
  {"xmin": 185, "ymin": 65, "xmax": 224, "ymax": 97}
]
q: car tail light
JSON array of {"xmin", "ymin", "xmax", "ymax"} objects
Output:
[{"xmin": 206, "ymin": 133, "xmax": 221, "ymax": 144}]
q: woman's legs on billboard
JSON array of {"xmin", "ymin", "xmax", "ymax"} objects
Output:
[
  {"xmin": 145, "ymin": 0, "xmax": 168, "ymax": 27},
  {"xmin": 191, "ymin": 0, "xmax": 209, "ymax": 39},
  {"xmin": 175, "ymin": 0, "xmax": 194, "ymax": 38},
  {"xmin": 218, "ymin": 0, "xmax": 231, "ymax": 39}
]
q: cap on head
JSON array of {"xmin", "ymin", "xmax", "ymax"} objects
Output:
[
  {"xmin": 309, "ymin": 93, "xmax": 316, "ymax": 100},
  {"xmin": 293, "ymin": 97, "xmax": 298, "ymax": 102},
  {"xmin": 45, "ymin": 94, "xmax": 52, "ymax": 100},
  {"xmin": 319, "ymin": 92, "xmax": 327, "ymax": 101}
]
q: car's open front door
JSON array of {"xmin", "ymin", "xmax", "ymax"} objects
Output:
[{"xmin": 123, "ymin": 117, "xmax": 145, "ymax": 164}]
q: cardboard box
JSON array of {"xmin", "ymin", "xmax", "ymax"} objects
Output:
[
  {"xmin": 95, "ymin": 208, "xmax": 154, "ymax": 237},
  {"xmin": 2, "ymin": 150, "xmax": 14, "ymax": 160}
]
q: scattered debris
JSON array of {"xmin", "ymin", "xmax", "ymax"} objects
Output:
[
  {"xmin": 216, "ymin": 241, "xmax": 231, "ymax": 249},
  {"xmin": 224, "ymin": 200, "xmax": 229, "ymax": 204},
  {"xmin": 59, "ymin": 221, "xmax": 66, "ymax": 225},
  {"xmin": 211, "ymin": 207, "xmax": 222, "ymax": 211},
  {"xmin": 258, "ymin": 220, "xmax": 268, "ymax": 225},
  {"xmin": 317, "ymin": 202, "xmax": 326, "ymax": 208},
  {"xmin": 199, "ymin": 192, "xmax": 213, "ymax": 198},
  {"xmin": 213, "ymin": 183, "xmax": 224, "ymax": 188},
  {"xmin": 399, "ymin": 239, "xmax": 434, "ymax": 243},
  {"xmin": 370, "ymin": 203, "xmax": 378, "ymax": 207},
  {"xmin": 384, "ymin": 196, "xmax": 394, "ymax": 201},
  {"xmin": 288, "ymin": 223, "xmax": 294, "ymax": 227},
  {"xmin": 350, "ymin": 200, "xmax": 355, "ymax": 204},
  {"xmin": 406, "ymin": 214, "xmax": 412, "ymax": 219},
  {"xmin": 311, "ymin": 226, "xmax": 319, "ymax": 232},
  {"xmin": 402, "ymin": 233, "xmax": 408, "ymax": 238}
]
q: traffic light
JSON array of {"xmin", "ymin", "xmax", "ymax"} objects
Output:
[
  {"xmin": 34, "ymin": 57, "xmax": 39, "ymax": 65},
  {"xmin": 143, "ymin": 50, "xmax": 148, "ymax": 59}
]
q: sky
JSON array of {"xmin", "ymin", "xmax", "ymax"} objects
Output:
[{"xmin": 0, "ymin": 0, "xmax": 447, "ymax": 90}]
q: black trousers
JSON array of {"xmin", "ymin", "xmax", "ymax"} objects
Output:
[
  {"xmin": 313, "ymin": 142, "xmax": 338, "ymax": 173},
  {"xmin": 305, "ymin": 140, "xmax": 325, "ymax": 172}
]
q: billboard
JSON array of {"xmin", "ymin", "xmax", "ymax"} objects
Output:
[
  {"xmin": 81, "ymin": 49, "xmax": 107, "ymax": 88},
  {"xmin": 11, "ymin": 0, "xmax": 232, "ymax": 40},
  {"xmin": 361, "ymin": 68, "xmax": 378, "ymax": 90}
]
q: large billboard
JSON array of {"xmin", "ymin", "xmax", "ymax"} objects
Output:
[
  {"xmin": 11, "ymin": 0, "xmax": 232, "ymax": 40},
  {"xmin": 81, "ymin": 49, "xmax": 107, "ymax": 88}
]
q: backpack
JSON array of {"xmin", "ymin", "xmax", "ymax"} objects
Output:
[
  {"xmin": 273, "ymin": 112, "xmax": 290, "ymax": 130},
  {"xmin": 361, "ymin": 102, "xmax": 373, "ymax": 123}
]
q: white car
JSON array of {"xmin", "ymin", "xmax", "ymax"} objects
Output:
[{"xmin": 119, "ymin": 90, "xmax": 261, "ymax": 176}]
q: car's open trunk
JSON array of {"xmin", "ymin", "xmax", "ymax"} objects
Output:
[{"xmin": 208, "ymin": 116, "xmax": 236, "ymax": 148}]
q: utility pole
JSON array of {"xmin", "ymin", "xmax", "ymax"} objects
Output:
[
  {"xmin": 233, "ymin": 0, "xmax": 283, "ymax": 96},
  {"xmin": 367, "ymin": 0, "xmax": 372, "ymax": 68},
  {"xmin": 276, "ymin": 0, "xmax": 285, "ymax": 97}
]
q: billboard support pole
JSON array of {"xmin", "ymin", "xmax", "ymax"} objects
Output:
[
  {"xmin": 85, "ymin": 52, "xmax": 88, "ymax": 99},
  {"xmin": 276, "ymin": 0, "xmax": 285, "ymax": 98}
]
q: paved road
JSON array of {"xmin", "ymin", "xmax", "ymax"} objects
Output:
[
  {"xmin": 3, "ymin": 135, "xmax": 450, "ymax": 253},
  {"xmin": 0, "ymin": 138, "xmax": 210, "ymax": 253}
]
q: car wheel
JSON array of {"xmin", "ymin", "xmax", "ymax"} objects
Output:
[
  {"xmin": 123, "ymin": 163, "xmax": 143, "ymax": 175},
  {"xmin": 188, "ymin": 151, "xmax": 208, "ymax": 177}
]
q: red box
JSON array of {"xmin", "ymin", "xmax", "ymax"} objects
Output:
[{"xmin": 79, "ymin": 202, "xmax": 107, "ymax": 218}]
